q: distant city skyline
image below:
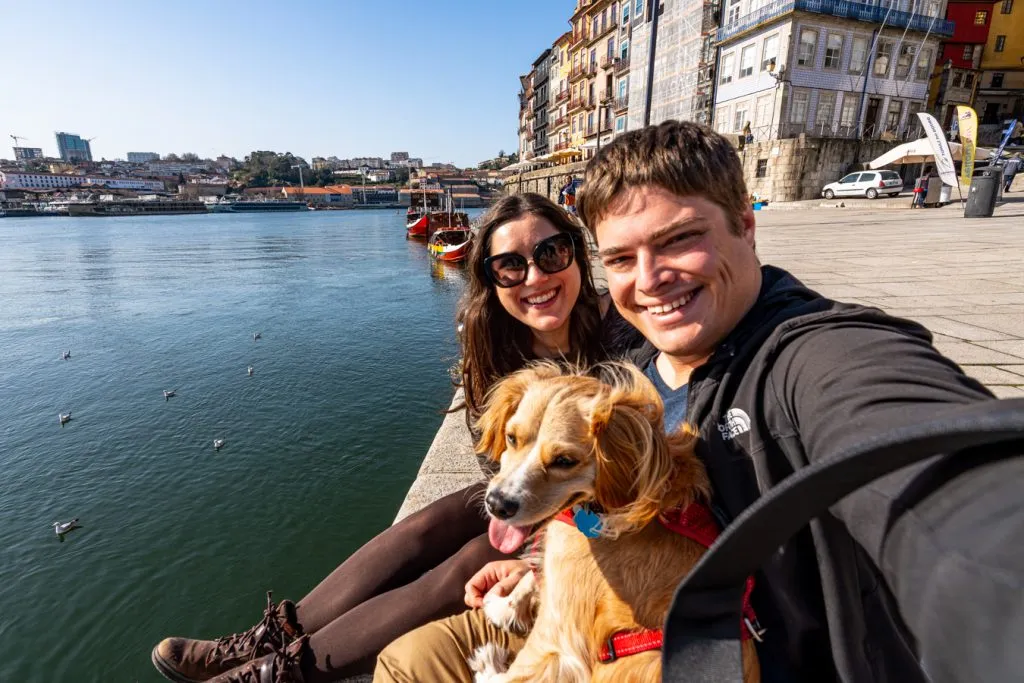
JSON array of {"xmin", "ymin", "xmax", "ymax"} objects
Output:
[{"xmin": 3, "ymin": 0, "xmax": 574, "ymax": 168}]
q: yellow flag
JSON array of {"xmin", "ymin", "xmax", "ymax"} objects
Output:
[{"xmin": 957, "ymin": 106, "xmax": 978, "ymax": 186}]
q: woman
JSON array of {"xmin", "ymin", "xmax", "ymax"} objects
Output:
[{"xmin": 151, "ymin": 193, "xmax": 638, "ymax": 683}]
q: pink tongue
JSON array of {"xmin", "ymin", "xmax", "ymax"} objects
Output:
[{"xmin": 488, "ymin": 518, "xmax": 530, "ymax": 553}]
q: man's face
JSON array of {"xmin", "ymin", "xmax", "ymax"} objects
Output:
[{"xmin": 594, "ymin": 185, "xmax": 761, "ymax": 365}]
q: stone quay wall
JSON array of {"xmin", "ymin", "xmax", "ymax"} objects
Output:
[{"xmin": 501, "ymin": 138, "xmax": 906, "ymax": 204}]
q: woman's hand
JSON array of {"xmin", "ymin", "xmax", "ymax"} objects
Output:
[{"xmin": 464, "ymin": 559, "xmax": 531, "ymax": 608}]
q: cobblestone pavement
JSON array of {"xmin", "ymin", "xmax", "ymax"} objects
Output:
[{"xmin": 755, "ymin": 196, "xmax": 1024, "ymax": 398}]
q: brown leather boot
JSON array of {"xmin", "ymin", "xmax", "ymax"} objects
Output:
[
  {"xmin": 152, "ymin": 592, "xmax": 304, "ymax": 683},
  {"xmin": 204, "ymin": 635, "xmax": 309, "ymax": 683}
]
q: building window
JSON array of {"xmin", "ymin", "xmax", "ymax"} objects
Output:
[
  {"xmin": 755, "ymin": 94, "xmax": 773, "ymax": 128},
  {"xmin": 849, "ymin": 36, "xmax": 868, "ymax": 74},
  {"xmin": 790, "ymin": 90, "xmax": 810, "ymax": 124},
  {"xmin": 963, "ymin": 72, "xmax": 975, "ymax": 89},
  {"xmin": 762, "ymin": 33, "xmax": 779, "ymax": 70},
  {"xmin": 895, "ymin": 44, "xmax": 915, "ymax": 79},
  {"xmin": 620, "ymin": 40, "xmax": 629, "ymax": 60},
  {"xmin": 616, "ymin": 116, "xmax": 626, "ymax": 132},
  {"xmin": 1002, "ymin": 0, "xmax": 1013, "ymax": 13},
  {"xmin": 622, "ymin": 2, "xmax": 629, "ymax": 23},
  {"xmin": 587, "ymin": 112, "xmax": 594, "ymax": 133},
  {"xmin": 592, "ymin": 16, "xmax": 599, "ymax": 36},
  {"xmin": 884, "ymin": 99, "xmax": 903, "ymax": 133},
  {"xmin": 797, "ymin": 29, "xmax": 817, "ymax": 67},
  {"xmin": 817, "ymin": 91, "xmax": 837, "ymax": 129},
  {"xmin": 727, "ymin": 0, "xmax": 742, "ymax": 25},
  {"xmin": 756, "ymin": 159, "xmax": 768, "ymax": 178},
  {"xmin": 974, "ymin": 10, "xmax": 988, "ymax": 24},
  {"xmin": 992, "ymin": 72, "xmax": 1005, "ymax": 88},
  {"xmin": 715, "ymin": 107, "xmax": 730, "ymax": 133},
  {"xmin": 840, "ymin": 94, "xmax": 860, "ymax": 128},
  {"xmin": 618, "ymin": 77, "xmax": 628, "ymax": 98},
  {"xmin": 916, "ymin": 48, "xmax": 932, "ymax": 79},
  {"xmin": 995, "ymin": 35, "xmax": 1006, "ymax": 52},
  {"xmin": 739, "ymin": 45, "xmax": 755, "ymax": 77},
  {"xmin": 607, "ymin": 37, "xmax": 615, "ymax": 59},
  {"xmin": 951, "ymin": 71, "xmax": 964, "ymax": 87},
  {"xmin": 824, "ymin": 34, "xmax": 843, "ymax": 69},
  {"xmin": 961, "ymin": 44, "xmax": 973, "ymax": 61},
  {"xmin": 734, "ymin": 106, "xmax": 749, "ymax": 132},
  {"xmin": 873, "ymin": 41, "xmax": 893, "ymax": 77},
  {"xmin": 720, "ymin": 52, "xmax": 735, "ymax": 84}
]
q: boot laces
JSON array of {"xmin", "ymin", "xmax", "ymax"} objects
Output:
[
  {"xmin": 226, "ymin": 635, "xmax": 307, "ymax": 683},
  {"xmin": 209, "ymin": 592, "xmax": 294, "ymax": 664}
]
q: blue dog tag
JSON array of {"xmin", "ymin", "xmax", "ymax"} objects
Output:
[{"xmin": 572, "ymin": 504, "xmax": 603, "ymax": 538}]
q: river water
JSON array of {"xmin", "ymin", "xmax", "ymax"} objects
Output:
[{"xmin": 0, "ymin": 209, "xmax": 476, "ymax": 681}]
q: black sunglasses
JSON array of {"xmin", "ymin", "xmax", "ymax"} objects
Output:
[{"xmin": 484, "ymin": 232, "xmax": 577, "ymax": 288}]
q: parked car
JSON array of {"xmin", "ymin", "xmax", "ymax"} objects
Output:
[{"xmin": 821, "ymin": 170, "xmax": 903, "ymax": 199}]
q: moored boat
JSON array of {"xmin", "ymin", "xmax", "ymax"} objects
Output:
[
  {"xmin": 66, "ymin": 200, "xmax": 208, "ymax": 217},
  {"xmin": 428, "ymin": 228, "xmax": 473, "ymax": 262},
  {"xmin": 405, "ymin": 189, "xmax": 444, "ymax": 239}
]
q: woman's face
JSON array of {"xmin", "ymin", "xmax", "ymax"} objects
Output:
[{"xmin": 487, "ymin": 214, "xmax": 582, "ymax": 338}]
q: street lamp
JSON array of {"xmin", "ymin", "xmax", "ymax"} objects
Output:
[
  {"xmin": 290, "ymin": 163, "xmax": 305, "ymax": 195},
  {"xmin": 767, "ymin": 60, "xmax": 788, "ymax": 139},
  {"xmin": 359, "ymin": 165, "xmax": 369, "ymax": 205}
]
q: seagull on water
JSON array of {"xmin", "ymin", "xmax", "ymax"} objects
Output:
[
  {"xmin": 253, "ymin": 332, "xmax": 262, "ymax": 341},
  {"xmin": 213, "ymin": 439, "xmax": 226, "ymax": 451},
  {"xmin": 163, "ymin": 389, "xmax": 176, "ymax": 400},
  {"xmin": 61, "ymin": 350, "xmax": 71, "ymax": 360},
  {"xmin": 53, "ymin": 518, "xmax": 80, "ymax": 535},
  {"xmin": 247, "ymin": 366, "xmax": 254, "ymax": 376},
  {"xmin": 59, "ymin": 412, "xmax": 72, "ymax": 426}
]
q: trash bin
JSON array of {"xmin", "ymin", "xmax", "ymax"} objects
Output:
[{"xmin": 965, "ymin": 168, "xmax": 1001, "ymax": 218}]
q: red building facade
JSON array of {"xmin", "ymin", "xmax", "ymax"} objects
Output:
[{"xmin": 939, "ymin": 0, "xmax": 995, "ymax": 69}]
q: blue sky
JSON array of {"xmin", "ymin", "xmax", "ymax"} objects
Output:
[{"xmin": 3, "ymin": 0, "xmax": 574, "ymax": 167}]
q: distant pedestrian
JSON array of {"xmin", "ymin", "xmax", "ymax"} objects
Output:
[
  {"xmin": 558, "ymin": 175, "xmax": 578, "ymax": 215},
  {"xmin": 911, "ymin": 175, "xmax": 925, "ymax": 208},
  {"xmin": 1003, "ymin": 156, "xmax": 1020, "ymax": 192},
  {"xmin": 743, "ymin": 121, "xmax": 753, "ymax": 144}
]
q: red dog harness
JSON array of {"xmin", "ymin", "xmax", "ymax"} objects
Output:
[{"xmin": 554, "ymin": 502, "xmax": 761, "ymax": 663}]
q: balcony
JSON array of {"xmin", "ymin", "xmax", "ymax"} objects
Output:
[
  {"xmin": 614, "ymin": 55, "xmax": 630, "ymax": 73},
  {"xmin": 600, "ymin": 87, "xmax": 614, "ymax": 104},
  {"xmin": 570, "ymin": 31, "xmax": 587, "ymax": 48},
  {"xmin": 554, "ymin": 140, "xmax": 572, "ymax": 152},
  {"xmin": 614, "ymin": 94, "xmax": 629, "ymax": 112},
  {"xmin": 600, "ymin": 54, "xmax": 616, "ymax": 69},
  {"xmin": 526, "ymin": 129, "xmax": 536, "ymax": 141},
  {"xmin": 568, "ymin": 96, "xmax": 586, "ymax": 113},
  {"xmin": 716, "ymin": 0, "xmax": 954, "ymax": 43},
  {"xmin": 588, "ymin": 18, "xmax": 617, "ymax": 44},
  {"xmin": 556, "ymin": 88, "xmax": 569, "ymax": 102},
  {"xmin": 553, "ymin": 115, "xmax": 568, "ymax": 128}
]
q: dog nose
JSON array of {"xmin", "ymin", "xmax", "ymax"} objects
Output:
[{"xmin": 485, "ymin": 490, "xmax": 520, "ymax": 520}]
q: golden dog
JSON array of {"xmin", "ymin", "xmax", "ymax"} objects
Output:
[{"xmin": 470, "ymin": 361, "xmax": 760, "ymax": 683}]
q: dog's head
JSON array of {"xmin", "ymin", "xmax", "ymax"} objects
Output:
[{"xmin": 476, "ymin": 361, "xmax": 707, "ymax": 552}]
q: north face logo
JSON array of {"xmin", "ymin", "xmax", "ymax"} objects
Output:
[{"xmin": 718, "ymin": 408, "xmax": 751, "ymax": 441}]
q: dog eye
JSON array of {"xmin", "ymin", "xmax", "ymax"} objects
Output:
[
  {"xmin": 550, "ymin": 455, "xmax": 578, "ymax": 468},
  {"xmin": 506, "ymin": 433, "xmax": 516, "ymax": 447}
]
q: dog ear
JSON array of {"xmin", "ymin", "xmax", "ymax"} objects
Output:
[
  {"xmin": 589, "ymin": 364, "xmax": 706, "ymax": 536},
  {"xmin": 475, "ymin": 361, "xmax": 565, "ymax": 462}
]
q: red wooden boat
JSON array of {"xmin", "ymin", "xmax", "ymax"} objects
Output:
[
  {"xmin": 406, "ymin": 213, "xmax": 428, "ymax": 237},
  {"xmin": 428, "ymin": 228, "xmax": 473, "ymax": 262},
  {"xmin": 406, "ymin": 189, "xmax": 443, "ymax": 239}
]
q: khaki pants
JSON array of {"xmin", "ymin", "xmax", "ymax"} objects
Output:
[{"xmin": 374, "ymin": 608, "xmax": 527, "ymax": 683}]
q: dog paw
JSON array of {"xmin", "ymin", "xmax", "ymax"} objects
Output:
[
  {"xmin": 483, "ymin": 570, "xmax": 537, "ymax": 634},
  {"xmin": 468, "ymin": 643, "xmax": 510, "ymax": 682}
]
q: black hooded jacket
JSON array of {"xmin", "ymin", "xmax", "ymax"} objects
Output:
[{"xmin": 630, "ymin": 265, "xmax": 1023, "ymax": 682}]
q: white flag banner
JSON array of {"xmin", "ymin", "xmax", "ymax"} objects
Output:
[{"xmin": 916, "ymin": 112, "xmax": 959, "ymax": 188}]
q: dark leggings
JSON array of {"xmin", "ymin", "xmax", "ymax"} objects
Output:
[{"xmin": 293, "ymin": 482, "xmax": 506, "ymax": 681}]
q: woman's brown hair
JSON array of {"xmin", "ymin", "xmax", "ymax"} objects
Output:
[{"xmin": 457, "ymin": 192, "xmax": 603, "ymax": 419}]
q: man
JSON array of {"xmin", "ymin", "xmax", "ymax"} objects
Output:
[
  {"xmin": 1003, "ymin": 155, "xmax": 1020, "ymax": 192},
  {"xmin": 558, "ymin": 174, "xmax": 578, "ymax": 215},
  {"xmin": 376, "ymin": 122, "xmax": 1024, "ymax": 682}
]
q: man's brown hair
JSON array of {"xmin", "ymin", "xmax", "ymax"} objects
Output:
[{"xmin": 576, "ymin": 120, "xmax": 749, "ymax": 234}]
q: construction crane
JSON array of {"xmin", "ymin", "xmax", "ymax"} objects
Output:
[{"xmin": 10, "ymin": 134, "xmax": 27, "ymax": 147}]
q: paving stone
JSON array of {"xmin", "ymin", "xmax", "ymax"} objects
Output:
[
  {"xmin": 946, "ymin": 313, "xmax": 1024, "ymax": 337},
  {"xmin": 932, "ymin": 341, "xmax": 1024, "ymax": 365},
  {"xmin": 960, "ymin": 365, "xmax": 1024, "ymax": 384},
  {"xmin": 996, "ymin": 365, "xmax": 1024, "ymax": 378},
  {"xmin": 972, "ymin": 340, "xmax": 1024, "ymax": 360},
  {"xmin": 990, "ymin": 385, "xmax": 1024, "ymax": 399},
  {"xmin": 908, "ymin": 317, "xmax": 1014, "ymax": 341}
]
